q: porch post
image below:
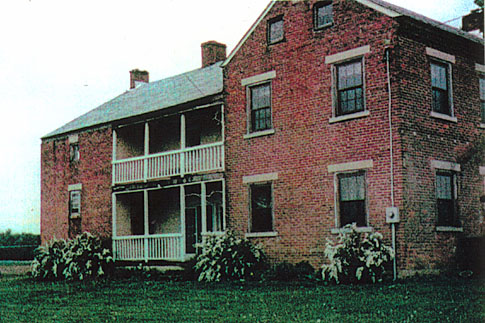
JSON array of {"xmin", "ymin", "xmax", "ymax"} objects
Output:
[
  {"xmin": 112, "ymin": 129, "xmax": 117, "ymax": 184},
  {"xmin": 180, "ymin": 185, "xmax": 186, "ymax": 260},
  {"xmin": 144, "ymin": 122, "xmax": 149, "ymax": 182},
  {"xmin": 201, "ymin": 182, "xmax": 207, "ymax": 237},
  {"xmin": 112, "ymin": 193, "xmax": 117, "ymax": 259},
  {"xmin": 221, "ymin": 104, "xmax": 225, "ymax": 171},
  {"xmin": 222, "ymin": 179, "xmax": 226, "ymax": 231},
  {"xmin": 180, "ymin": 114, "xmax": 186, "ymax": 177},
  {"xmin": 144, "ymin": 190, "xmax": 149, "ymax": 262}
]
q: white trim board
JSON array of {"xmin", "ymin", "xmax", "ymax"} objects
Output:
[
  {"xmin": 430, "ymin": 160, "xmax": 461, "ymax": 172},
  {"xmin": 325, "ymin": 45, "xmax": 371, "ymax": 65},
  {"xmin": 243, "ymin": 172, "xmax": 278, "ymax": 184},
  {"xmin": 328, "ymin": 160, "xmax": 374, "ymax": 173},
  {"xmin": 241, "ymin": 71, "xmax": 276, "ymax": 86}
]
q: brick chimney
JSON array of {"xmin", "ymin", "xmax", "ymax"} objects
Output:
[
  {"xmin": 201, "ymin": 41, "xmax": 226, "ymax": 68},
  {"xmin": 129, "ymin": 69, "xmax": 149, "ymax": 89}
]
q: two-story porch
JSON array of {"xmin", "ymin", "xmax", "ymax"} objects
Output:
[{"xmin": 112, "ymin": 104, "xmax": 226, "ymax": 262}]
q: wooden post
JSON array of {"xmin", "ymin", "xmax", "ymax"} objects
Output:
[
  {"xmin": 201, "ymin": 182, "xmax": 207, "ymax": 239},
  {"xmin": 112, "ymin": 129, "xmax": 117, "ymax": 184},
  {"xmin": 144, "ymin": 190, "xmax": 149, "ymax": 262},
  {"xmin": 112, "ymin": 193, "xmax": 117, "ymax": 259},
  {"xmin": 144, "ymin": 123, "xmax": 149, "ymax": 182},
  {"xmin": 180, "ymin": 185, "xmax": 186, "ymax": 260},
  {"xmin": 180, "ymin": 114, "xmax": 186, "ymax": 177}
]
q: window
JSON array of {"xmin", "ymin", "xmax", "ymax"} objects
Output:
[
  {"xmin": 336, "ymin": 60, "xmax": 364, "ymax": 116},
  {"xmin": 268, "ymin": 16, "xmax": 284, "ymax": 44},
  {"xmin": 314, "ymin": 1, "xmax": 333, "ymax": 29},
  {"xmin": 70, "ymin": 143, "xmax": 80, "ymax": 162},
  {"xmin": 250, "ymin": 183, "xmax": 273, "ymax": 232},
  {"xmin": 338, "ymin": 172, "xmax": 366, "ymax": 227},
  {"xmin": 249, "ymin": 83, "xmax": 272, "ymax": 132},
  {"xmin": 431, "ymin": 61, "xmax": 452, "ymax": 116},
  {"xmin": 436, "ymin": 171, "xmax": 458, "ymax": 226},
  {"xmin": 480, "ymin": 77, "xmax": 485, "ymax": 123},
  {"xmin": 69, "ymin": 190, "xmax": 81, "ymax": 218}
]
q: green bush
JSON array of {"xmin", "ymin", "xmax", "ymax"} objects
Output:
[
  {"xmin": 321, "ymin": 224, "xmax": 394, "ymax": 284},
  {"xmin": 31, "ymin": 232, "xmax": 114, "ymax": 281},
  {"xmin": 194, "ymin": 232, "xmax": 266, "ymax": 282}
]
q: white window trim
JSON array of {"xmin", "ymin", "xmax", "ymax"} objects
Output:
[
  {"xmin": 247, "ymin": 181, "xmax": 276, "ymax": 235},
  {"xmin": 243, "ymin": 72, "xmax": 275, "ymax": 136},
  {"xmin": 243, "ymin": 172, "xmax": 278, "ymax": 184},
  {"xmin": 325, "ymin": 45, "xmax": 371, "ymax": 65},
  {"xmin": 476, "ymin": 63, "xmax": 485, "ymax": 73},
  {"xmin": 241, "ymin": 71, "xmax": 276, "ymax": 86},
  {"xmin": 480, "ymin": 166, "xmax": 485, "ymax": 176},
  {"xmin": 68, "ymin": 134, "xmax": 79, "ymax": 144},
  {"xmin": 430, "ymin": 160, "xmax": 461, "ymax": 172},
  {"xmin": 313, "ymin": 1, "xmax": 334, "ymax": 30},
  {"xmin": 245, "ymin": 231, "xmax": 278, "ymax": 238},
  {"xmin": 433, "ymin": 161, "xmax": 461, "ymax": 230},
  {"xmin": 328, "ymin": 159, "xmax": 373, "ymax": 173},
  {"xmin": 328, "ymin": 160, "xmax": 373, "ymax": 228},
  {"xmin": 428, "ymin": 51, "xmax": 455, "ymax": 120},
  {"xmin": 326, "ymin": 46, "xmax": 370, "ymax": 121},
  {"xmin": 68, "ymin": 183, "xmax": 83, "ymax": 191},
  {"xmin": 331, "ymin": 227, "xmax": 373, "ymax": 234},
  {"xmin": 426, "ymin": 47, "xmax": 456, "ymax": 64}
]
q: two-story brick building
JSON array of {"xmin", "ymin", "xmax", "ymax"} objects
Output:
[{"xmin": 41, "ymin": 0, "xmax": 484, "ymax": 274}]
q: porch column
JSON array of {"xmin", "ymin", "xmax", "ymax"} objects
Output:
[
  {"xmin": 201, "ymin": 182, "xmax": 207, "ymax": 235},
  {"xmin": 180, "ymin": 114, "xmax": 186, "ymax": 177},
  {"xmin": 112, "ymin": 193, "xmax": 117, "ymax": 259},
  {"xmin": 180, "ymin": 185, "xmax": 186, "ymax": 259},
  {"xmin": 144, "ymin": 122, "xmax": 149, "ymax": 182},
  {"xmin": 221, "ymin": 104, "xmax": 225, "ymax": 171},
  {"xmin": 144, "ymin": 190, "xmax": 149, "ymax": 262},
  {"xmin": 112, "ymin": 129, "xmax": 117, "ymax": 184},
  {"xmin": 222, "ymin": 179, "xmax": 226, "ymax": 231}
]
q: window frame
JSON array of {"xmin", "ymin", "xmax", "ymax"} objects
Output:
[
  {"xmin": 69, "ymin": 190, "xmax": 81, "ymax": 219},
  {"xmin": 267, "ymin": 15, "xmax": 284, "ymax": 45},
  {"xmin": 479, "ymin": 76, "xmax": 485, "ymax": 124},
  {"xmin": 314, "ymin": 1, "xmax": 333, "ymax": 30},
  {"xmin": 430, "ymin": 60, "xmax": 453, "ymax": 117},
  {"xmin": 336, "ymin": 170, "xmax": 368, "ymax": 228},
  {"xmin": 248, "ymin": 182, "xmax": 274, "ymax": 234},
  {"xmin": 69, "ymin": 143, "xmax": 80, "ymax": 163},
  {"xmin": 435, "ymin": 170, "xmax": 459, "ymax": 227},
  {"xmin": 333, "ymin": 58, "xmax": 366, "ymax": 118},
  {"xmin": 247, "ymin": 81, "xmax": 273, "ymax": 134}
]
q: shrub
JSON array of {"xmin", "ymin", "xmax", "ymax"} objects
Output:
[
  {"xmin": 31, "ymin": 232, "xmax": 114, "ymax": 281},
  {"xmin": 321, "ymin": 224, "xmax": 394, "ymax": 284},
  {"xmin": 194, "ymin": 232, "xmax": 266, "ymax": 282}
]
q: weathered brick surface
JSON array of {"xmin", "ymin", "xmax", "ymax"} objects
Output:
[
  {"xmin": 224, "ymin": 0, "xmax": 484, "ymax": 272},
  {"xmin": 41, "ymin": 127, "xmax": 113, "ymax": 244}
]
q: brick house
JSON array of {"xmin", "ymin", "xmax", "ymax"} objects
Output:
[{"xmin": 41, "ymin": 0, "xmax": 484, "ymax": 274}]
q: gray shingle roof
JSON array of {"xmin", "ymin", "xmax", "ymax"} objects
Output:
[{"xmin": 43, "ymin": 62, "xmax": 223, "ymax": 139}]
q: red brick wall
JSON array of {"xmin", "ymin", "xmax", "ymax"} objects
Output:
[
  {"xmin": 394, "ymin": 24, "xmax": 484, "ymax": 272},
  {"xmin": 224, "ymin": 0, "xmax": 403, "ymax": 267},
  {"xmin": 41, "ymin": 127, "xmax": 113, "ymax": 244}
]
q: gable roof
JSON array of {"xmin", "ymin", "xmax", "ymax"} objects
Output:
[
  {"xmin": 43, "ymin": 62, "xmax": 223, "ymax": 139},
  {"xmin": 222, "ymin": 0, "xmax": 483, "ymax": 67}
]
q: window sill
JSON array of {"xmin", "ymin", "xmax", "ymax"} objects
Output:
[
  {"xmin": 314, "ymin": 23, "xmax": 333, "ymax": 31},
  {"xmin": 243, "ymin": 129, "xmax": 275, "ymax": 139},
  {"xmin": 245, "ymin": 231, "xmax": 278, "ymax": 238},
  {"xmin": 436, "ymin": 226, "xmax": 463, "ymax": 232},
  {"xmin": 430, "ymin": 111, "xmax": 457, "ymax": 123},
  {"xmin": 329, "ymin": 110, "xmax": 370, "ymax": 124},
  {"xmin": 70, "ymin": 214, "xmax": 81, "ymax": 220},
  {"xmin": 479, "ymin": 123, "xmax": 485, "ymax": 129},
  {"xmin": 331, "ymin": 227, "xmax": 373, "ymax": 234}
]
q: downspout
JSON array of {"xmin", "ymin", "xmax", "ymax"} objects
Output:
[{"xmin": 386, "ymin": 47, "xmax": 397, "ymax": 281}]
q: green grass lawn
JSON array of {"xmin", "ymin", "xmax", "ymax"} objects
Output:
[{"xmin": 0, "ymin": 275, "xmax": 484, "ymax": 322}]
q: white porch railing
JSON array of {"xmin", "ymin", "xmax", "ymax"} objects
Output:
[
  {"xmin": 112, "ymin": 142, "xmax": 223, "ymax": 184},
  {"xmin": 113, "ymin": 233, "xmax": 183, "ymax": 261}
]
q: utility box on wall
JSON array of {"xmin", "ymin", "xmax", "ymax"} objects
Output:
[{"xmin": 386, "ymin": 207, "xmax": 400, "ymax": 223}]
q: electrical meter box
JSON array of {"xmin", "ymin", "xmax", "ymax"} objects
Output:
[{"xmin": 386, "ymin": 207, "xmax": 400, "ymax": 223}]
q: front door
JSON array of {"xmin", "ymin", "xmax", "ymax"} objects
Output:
[{"xmin": 185, "ymin": 206, "xmax": 202, "ymax": 254}]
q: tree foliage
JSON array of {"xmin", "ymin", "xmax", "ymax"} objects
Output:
[{"xmin": 0, "ymin": 229, "xmax": 40, "ymax": 246}]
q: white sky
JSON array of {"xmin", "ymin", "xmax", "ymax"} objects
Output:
[{"xmin": 0, "ymin": 0, "xmax": 479, "ymax": 234}]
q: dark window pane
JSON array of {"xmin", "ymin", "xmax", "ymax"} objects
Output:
[
  {"xmin": 436, "ymin": 172, "xmax": 457, "ymax": 226},
  {"xmin": 481, "ymin": 101, "xmax": 485, "ymax": 123},
  {"xmin": 431, "ymin": 62, "xmax": 451, "ymax": 115},
  {"xmin": 432, "ymin": 89, "xmax": 450, "ymax": 114},
  {"xmin": 250, "ymin": 83, "xmax": 272, "ymax": 132},
  {"xmin": 337, "ymin": 60, "xmax": 364, "ymax": 116},
  {"xmin": 339, "ymin": 173, "xmax": 366, "ymax": 227},
  {"xmin": 251, "ymin": 184, "xmax": 273, "ymax": 232}
]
